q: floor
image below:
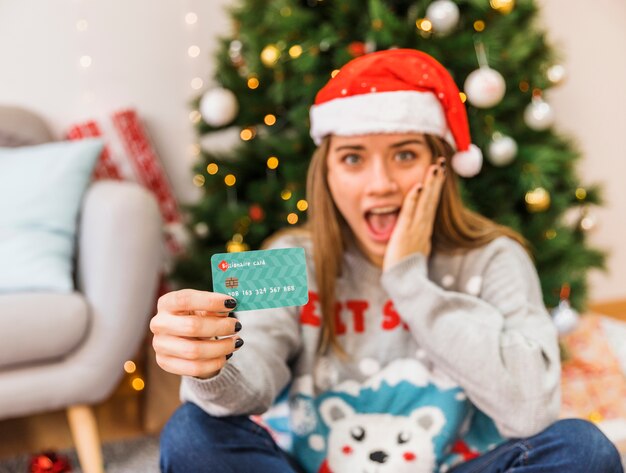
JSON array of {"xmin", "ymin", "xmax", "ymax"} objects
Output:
[
  {"xmin": 0, "ymin": 377, "xmax": 145, "ymax": 460},
  {"xmin": 0, "ymin": 299, "xmax": 624, "ymax": 461}
]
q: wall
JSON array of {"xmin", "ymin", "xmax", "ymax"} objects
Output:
[
  {"xmin": 0, "ymin": 0, "xmax": 232, "ymax": 203},
  {"xmin": 540, "ymin": 0, "xmax": 626, "ymax": 301},
  {"xmin": 0, "ymin": 0, "xmax": 623, "ymax": 301}
]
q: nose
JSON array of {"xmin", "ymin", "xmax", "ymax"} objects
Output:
[
  {"xmin": 369, "ymin": 450, "xmax": 389, "ymax": 464},
  {"xmin": 366, "ymin": 160, "xmax": 398, "ymax": 195}
]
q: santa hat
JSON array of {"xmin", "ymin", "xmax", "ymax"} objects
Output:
[{"xmin": 309, "ymin": 49, "xmax": 482, "ymax": 177}]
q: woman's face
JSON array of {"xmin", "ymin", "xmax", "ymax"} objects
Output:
[{"xmin": 326, "ymin": 133, "xmax": 434, "ymax": 266}]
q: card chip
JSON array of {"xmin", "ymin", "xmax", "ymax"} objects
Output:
[{"xmin": 225, "ymin": 277, "xmax": 239, "ymax": 288}]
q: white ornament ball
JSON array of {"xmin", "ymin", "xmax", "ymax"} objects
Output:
[
  {"xmin": 524, "ymin": 97, "xmax": 554, "ymax": 131},
  {"xmin": 199, "ymin": 87, "xmax": 239, "ymax": 127},
  {"xmin": 551, "ymin": 300, "xmax": 579, "ymax": 335},
  {"xmin": 426, "ymin": 0, "xmax": 460, "ymax": 35},
  {"xmin": 463, "ymin": 67, "xmax": 506, "ymax": 108},
  {"xmin": 487, "ymin": 133, "xmax": 518, "ymax": 167}
]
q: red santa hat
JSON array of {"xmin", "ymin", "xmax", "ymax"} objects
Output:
[{"xmin": 309, "ymin": 48, "xmax": 483, "ymax": 177}]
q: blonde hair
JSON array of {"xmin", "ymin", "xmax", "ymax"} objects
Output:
[{"xmin": 273, "ymin": 134, "xmax": 527, "ymax": 356}]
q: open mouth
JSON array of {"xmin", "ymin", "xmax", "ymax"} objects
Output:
[{"xmin": 364, "ymin": 205, "xmax": 400, "ymax": 242}]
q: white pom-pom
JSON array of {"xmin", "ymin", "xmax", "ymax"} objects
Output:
[{"xmin": 451, "ymin": 144, "xmax": 483, "ymax": 177}]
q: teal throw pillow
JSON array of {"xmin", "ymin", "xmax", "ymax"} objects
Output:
[{"xmin": 0, "ymin": 139, "xmax": 103, "ymax": 292}]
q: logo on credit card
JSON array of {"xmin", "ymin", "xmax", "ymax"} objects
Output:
[{"xmin": 218, "ymin": 260, "xmax": 229, "ymax": 272}]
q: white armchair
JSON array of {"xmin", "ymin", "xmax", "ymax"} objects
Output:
[{"xmin": 0, "ymin": 106, "xmax": 163, "ymax": 473}]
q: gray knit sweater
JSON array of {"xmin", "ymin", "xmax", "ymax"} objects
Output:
[{"xmin": 181, "ymin": 232, "xmax": 561, "ymax": 473}]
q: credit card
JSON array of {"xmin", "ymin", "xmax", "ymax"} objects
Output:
[{"xmin": 211, "ymin": 247, "xmax": 309, "ymax": 311}]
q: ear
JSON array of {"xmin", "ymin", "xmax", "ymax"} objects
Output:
[
  {"xmin": 410, "ymin": 406, "xmax": 446, "ymax": 437},
  {"xmin": 319, "ymin": 397, "xmax": 355, "ymax": 428}
]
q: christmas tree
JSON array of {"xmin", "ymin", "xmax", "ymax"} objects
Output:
[{"xmin": 175, "ymin": 0, "xmax": 605, "ymax": 310}]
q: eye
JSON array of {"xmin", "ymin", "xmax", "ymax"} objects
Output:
[
  {"xmin": 397, "ymin": 431, "xmax": 411, "ymax": 444},
  {"xmin": 394, "ymin": 150, "xmax": 416, "ymax": 162},
  {"xmin": 341, "ymin": 154, "xmax": 361, "ymax": 165},
  {"xmin": 350, "ymin": 426, "xmax": 366, "ymax": 441}
]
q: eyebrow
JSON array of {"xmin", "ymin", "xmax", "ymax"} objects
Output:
[
  {"xmin": 389, "ymin": 139, "xmax": 426, "ymax": 148},
  {"xmin": 332, "ymin": 139, "xmax": 425, "ymax": 152},
  {"xmin": 333, "ymin": 144, "xmax": 366, "ymax": 152}
]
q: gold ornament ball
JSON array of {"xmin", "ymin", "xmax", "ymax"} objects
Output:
[
  {"xmin": 261, "ymin": 44, "xmax": 281, "ymax": 67},
  {"xmin": 525, "ymin": 187, "xmax": 551, "ymax": 213}
]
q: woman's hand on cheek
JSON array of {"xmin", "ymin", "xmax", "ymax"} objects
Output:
[{"xmin": 382, "ymin": 157, "xmax": 446, "ymax": 271}]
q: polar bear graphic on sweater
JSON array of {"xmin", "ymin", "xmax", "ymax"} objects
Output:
[{"xmin": 318, "ymin": 397, "xmax": 445, "ymax": 473}]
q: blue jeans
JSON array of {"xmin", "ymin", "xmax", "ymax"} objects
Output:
[{"xmin": 160, "ymin": 402, "xmax": 623, "ymax": 473}]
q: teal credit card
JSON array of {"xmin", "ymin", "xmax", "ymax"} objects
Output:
[{"xmin": 211, "ymin": 247, "xmax": 309, "ymax": 311}]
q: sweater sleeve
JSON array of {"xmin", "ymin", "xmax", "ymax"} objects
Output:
[
  {"xmin": 380, "ymin": 238, "xmax": 561, "ymax": 438},
  {"xmin": 180, "ymin": 235, "xmax": 305, "ymax": 417},
  {"xmin": 180, "ymin": 304, "xmax": 302, "ymax": 417}
]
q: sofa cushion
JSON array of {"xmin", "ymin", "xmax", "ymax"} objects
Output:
[
  {"xmin": 0, "ymin": 293, "xmax": 89, "ymax": 369},
  {"xmin": 0, "ymin": 139, "xmax": 103, "ymax": 292}
]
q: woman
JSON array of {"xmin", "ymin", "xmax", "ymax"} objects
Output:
[{"xmin": 151, "ymin": 49, "xmax": 622, "ymax": 473}]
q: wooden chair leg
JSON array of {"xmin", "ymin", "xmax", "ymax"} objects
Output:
[{"xmin": 66, "ymin": 404, "xmax": 105, "ymax": 473}]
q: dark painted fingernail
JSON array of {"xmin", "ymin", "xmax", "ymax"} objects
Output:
[
  {"xmin": 417, "ymin": 185, "xmax": 423, "ymax": 193},
  {"xmin": 224, "ymin": 299, "xmax": 237, "ymax": 309},
  {"xmin": 440, "ymin": 160, "xmax": 446, "ymax": 168},
  {"xmin": 226, "ymin": 353, "xmax": 233, "ymax": 360},
  {"xmin": 235, "ymin": 338, "xmax": 244, "ymax": 349},
  {"xmin": 228, "ymin": 312, "xmax": 237, "ymax": 318},
  {"xmin": 434, "ymin": 168, "xmax": 439, "ymax": 175},
  {"xmin": 234, "ymin": 321, "xmax": 242, "ymax": 332}
]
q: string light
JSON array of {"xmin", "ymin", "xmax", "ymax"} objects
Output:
[
  {"xmin": 76, "ymin": 19, "xmax": 88, "ymax": 31},
  {"xmin": 261, "ymin": 44, "xmax": 281, "ymax": 67},
  {"xmin": 240, "ymin": 128, "xmax": 255, "ymax": 141},
  {"xmin": 247, "ymin": 77, "xmax": 260, "ymax": 89},
  {"xmin": 193, "ymin": 174, "xmax": 206, "ymax": 187},
  {"xmin": 545, "ymin": 229, "xmax": 557, "ymax": 240},
  {"xmin": 207, "ymin": 163, "xmax": 219, "ymax": 175},
  {"xmin": 287, "ymin": 213, "xmax": 299, "ymax": 224},
  {"xmin": 297, "ymin": 200, "xmax": 309, "ymax": 211},
  {"xmin": 519, "ymin": 80, "xmax": 530, "ymax": 92},
  {"xmin": 581, "ymin": 216, "xmax": 595, "ymax": 231},
  {"xmin": 264, "ymin": 114, "xmax": 277, "ymax": 126},
  {"xmin": 191, "ymin": 77, "xmax": 203, "ymax": 89},
  {"xmin": 188, "ymin": 45, "xmax": 200, "ymax": 58},
  {"xmin": 185, "ymin": 12, "xmax": 198, "ymax": 25},
  {"xmin": 280, "ymin": 6, "xmax": 292, "ymax": 17},
  {"xmin": 490, "ymin": 0, "xmax": 515, "ymax": 14},
  {"xmin": 281, "ymin": 190, "xmax": 292, "ymax": 200},
  {"xmin": 459, "ymin": 92, "xmax": 467, "ymax": 103},
  {"xmin": 372, "ymin": 19, "xmax": 384, "ymax": 31},
  {"xmin": 80, "ymin": 55, "xmax": 92, "ymax": 68},
  {"xmin": 267, "ymin": 156, "xmax": 279, "ymax": 169},
  {"xmin": 575, "ymin": 188, "xmax": 587, "ymax": 200},
  {"xmin": 474, "ymin": 20, "xmax": 485, "ymax": 32},
  {"xmin": 189, "ymin": 143, "xmax": 200, "ymax": 156},
  {"xmin": 416, "ymin": 19, "xmax": 433, "ymax": 32},
  {"xmin": 224, "ymin": 174, "xmax": 236, "ymax": 186},
  {"xmin": 331, "ymin": 69, "xmax": 340, "ymax": 78},
  {"xmin": 189, "ymin": 110, "xmax": 202, "ymax": 123},
  {"xmin": 123, "ymin": 361, "xmax": 136, "ymax": 374},
  {"xmin": 131, "ymin": 377, "xmax": 145, "ymax": 391},
  {"xmin": 289, "ymin": 45, "xmax": 303, "ymax": 58}
]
